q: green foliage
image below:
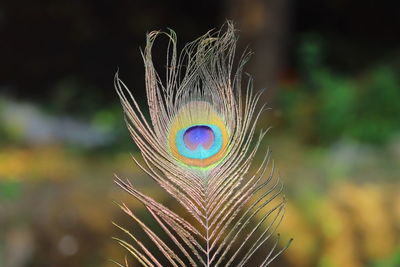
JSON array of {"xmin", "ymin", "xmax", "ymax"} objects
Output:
[
  {"xmin": 280, "ymin": 36, "xmax": 400, "ymax": 145},
  {"xmin": 349, "ymin": 66, "xmax": 400, "ymax": 143},
  {"xmin": 372, "ymin": 247, "xmax": 400, "ymax": 267},
  {"xmin": 0, "ymin": 180, "xmax": 22, "ymax": 201},
  {"xmin": 314, "ymin": 70, "xmax": 356, "ymax": 143}
]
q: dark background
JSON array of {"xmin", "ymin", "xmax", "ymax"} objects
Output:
[{"xmin": 1, "ymin": 1, "xmax": 398, "ymax": 110}]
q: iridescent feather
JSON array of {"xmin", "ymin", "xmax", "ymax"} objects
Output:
[{"xmin": 113, "ymin": 22, "xmax": 291, "ymax": 267}]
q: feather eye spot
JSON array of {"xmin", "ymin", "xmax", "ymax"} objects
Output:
[{"xmin": 168, "ymin": 101, "xmax": 229, "ymax": 168}]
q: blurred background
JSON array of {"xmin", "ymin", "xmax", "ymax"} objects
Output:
[{"xmin": 0, "ymin": 0, "xmax": 399, "ymax": 266}]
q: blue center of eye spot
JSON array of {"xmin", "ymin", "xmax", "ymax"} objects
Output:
[
  {"xmin": 176, "ymin": 124, "xmax": 223, "ymax": 159},
  {"xmin": 183, "ymin": 125, "xmax": 215, "ymax": 151}
]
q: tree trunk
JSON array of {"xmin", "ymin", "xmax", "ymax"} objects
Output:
[{"xmin": 225, "ymin": 0, "xmax": 291, "ymax": 106}]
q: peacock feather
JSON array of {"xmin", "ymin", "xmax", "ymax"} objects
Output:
[{"xmin": 113, "ymin": 22, "xmax": 291, "ymax": 267}]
